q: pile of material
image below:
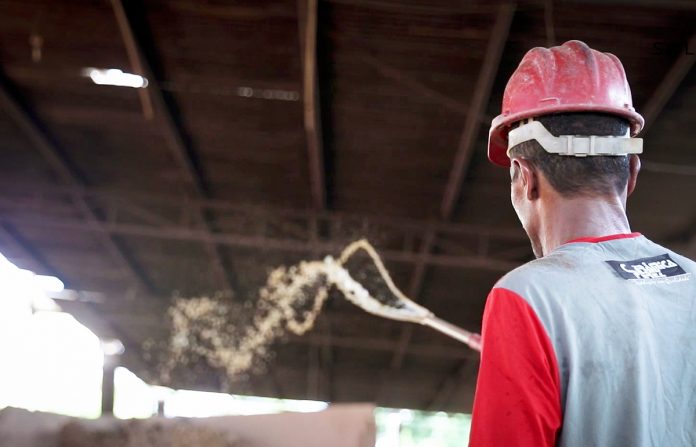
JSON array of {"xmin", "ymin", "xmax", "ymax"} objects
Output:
[
  {"xmin": 59, "ymin": 418, "xmax": 238, "ymax": 447},
  {"xmin": 0, "ymin": 404, "xmax": 376, "ymax": 447}
]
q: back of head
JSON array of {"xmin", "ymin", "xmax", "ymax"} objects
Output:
[
  {"xmin": 509, "ymin": 112, "xmax": 631, "ymax": 198},
  {"xmin": 488, "ymin": 40, "xmax": 645, "ymax": 194}
]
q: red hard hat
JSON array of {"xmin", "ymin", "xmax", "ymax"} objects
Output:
[{"xmin": 488, "ymin": 40, "xmax": 645, "ymax": 167}]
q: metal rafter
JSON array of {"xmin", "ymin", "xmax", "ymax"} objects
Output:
[
  {"xmin": 110, "ymin": 0, "xmax": 235, "ymax": 292},
  {"xmin": 0, "ymin": 75, "xmax": 156, "ymax": 293}
]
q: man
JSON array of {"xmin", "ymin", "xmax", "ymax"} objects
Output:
[{"xmin": 469, "ymin": 40, "xmax": 696, "ymax": 446}]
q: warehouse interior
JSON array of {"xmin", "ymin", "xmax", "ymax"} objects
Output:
[{"xmin": 0, "ymin": 0, "xmax": 695, "ymax": 444}]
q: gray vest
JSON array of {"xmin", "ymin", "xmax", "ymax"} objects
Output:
[{"xmin": 498, "ymin": 235, "xmax": 696, "ymax": 446}]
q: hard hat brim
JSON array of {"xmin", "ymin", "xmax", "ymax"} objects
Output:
[{"xmin": 487, "ymin": 104, "xmax": 645, "ymax": 167}]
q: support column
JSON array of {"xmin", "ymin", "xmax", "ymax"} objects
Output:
[{"xmin": 101, "ymin": 362, "xmax": 116, "ymax": 416}]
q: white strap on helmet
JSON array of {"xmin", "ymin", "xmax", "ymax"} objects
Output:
[{"xmin": 507, "ymin": 119, "xmax": 643, "ymax": 158}]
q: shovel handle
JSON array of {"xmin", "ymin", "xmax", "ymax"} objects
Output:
[{"xmin": 422, "ymin": 316, "xmax": 482, "ymax": 352}]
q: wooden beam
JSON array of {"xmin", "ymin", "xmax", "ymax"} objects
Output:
[
  {"xmin": 641, "ymin": 32, "xmax": 696, "ymax": 135},
  {"xmin": 0, "ymin": 75, "xmax": 156, "ymax": 293},
  {"xmin": 110, "ymin": 0, "xmax": 236, "ymax": 292},
  {"xmin": 440, "ymin": 3, "xmax": 516, "ymax": 220},
  {"xmin": 102, "ymin": 363, "xmax": 116, "ymax": 415},
  {"xmin": 298, "ymin": 0, "xmax": 327, "ymax": 210}
]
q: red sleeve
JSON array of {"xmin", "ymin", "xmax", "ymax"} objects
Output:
[{"xmin": 469, "ymin": 287, "xmax": 562, "ymax": 447}]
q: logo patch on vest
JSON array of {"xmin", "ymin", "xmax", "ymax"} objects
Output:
[{"xmin": 606, "ymin": 254, "xmax": 690, "ymax": 284}]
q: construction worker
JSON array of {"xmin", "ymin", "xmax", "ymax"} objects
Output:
[{"xmin": 469, "ymin": 40, "xmax": 696, "ymax": 446}]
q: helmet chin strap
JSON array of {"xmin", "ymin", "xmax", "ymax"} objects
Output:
[{"xmin": 507, "ymin": 118, "xmax": 643, "ymax": 159}]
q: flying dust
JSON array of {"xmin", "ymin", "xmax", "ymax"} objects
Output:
[{"xmin": 156, "ymin": 240, "xmax": 481, "ymax": 384}]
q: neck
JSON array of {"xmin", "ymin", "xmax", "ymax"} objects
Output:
[{"xmin": 537, "ymin": 194, "xmax": 631, "ymax": 256}]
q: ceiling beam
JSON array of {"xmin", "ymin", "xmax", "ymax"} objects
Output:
[
  {"xmin": 110, "ymin": 0, "xmax": 236, "ymax": 292},
  {"xmin": 298, "ymin": 0, "xmax": 327, "ymax": 210},
  {"xmin": 0, "ymin": 75, "xmax": 156, "ymax": 294},
  {"xmin": 640, "ymin": 32, "xmax": 696, "ymax": 135},
  {"xmin": 0, "ymin": 182, "xmax": 528, "ymax": 241},
  {"xmin": 440, "ymin": 3, "xmax": 516, "ymax": 220},
  {"xmin": 0, "ymin": 214, "xmax": 521, "ymax": 273}
]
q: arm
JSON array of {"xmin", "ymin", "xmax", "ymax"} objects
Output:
[{"xmin": 469, "ymin": 287, "xmax": 562, "ymax": 447}]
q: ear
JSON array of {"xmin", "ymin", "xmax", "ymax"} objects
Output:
[
  {"xmin": 627, "ymin": 155, "xmax": 641, "ymax": 196},
  {"xmin": 514, "ymin": 158, "xmax": 539, "ymax": 201}
]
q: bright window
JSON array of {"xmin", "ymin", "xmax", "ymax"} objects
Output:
[
  {"xmin": 0, "ymin": 251, "xmax": 471, "ymax": 445},
  {"xmin": 0, "ymin": 253, "xmax": 102, "ymax": 419}
]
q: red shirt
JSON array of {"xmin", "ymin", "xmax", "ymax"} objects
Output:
[{"xmin": 469, "ymin": 233, "xmax": 644, "ymax": 446}]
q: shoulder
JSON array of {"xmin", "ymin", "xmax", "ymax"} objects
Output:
[
  {"xmin": 495, "ymin": 250, "xmax": 582, "ymax": 297},
  {"xmin": 488, "ymin": 248, "xmax": 594, "ymax": 329}
]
